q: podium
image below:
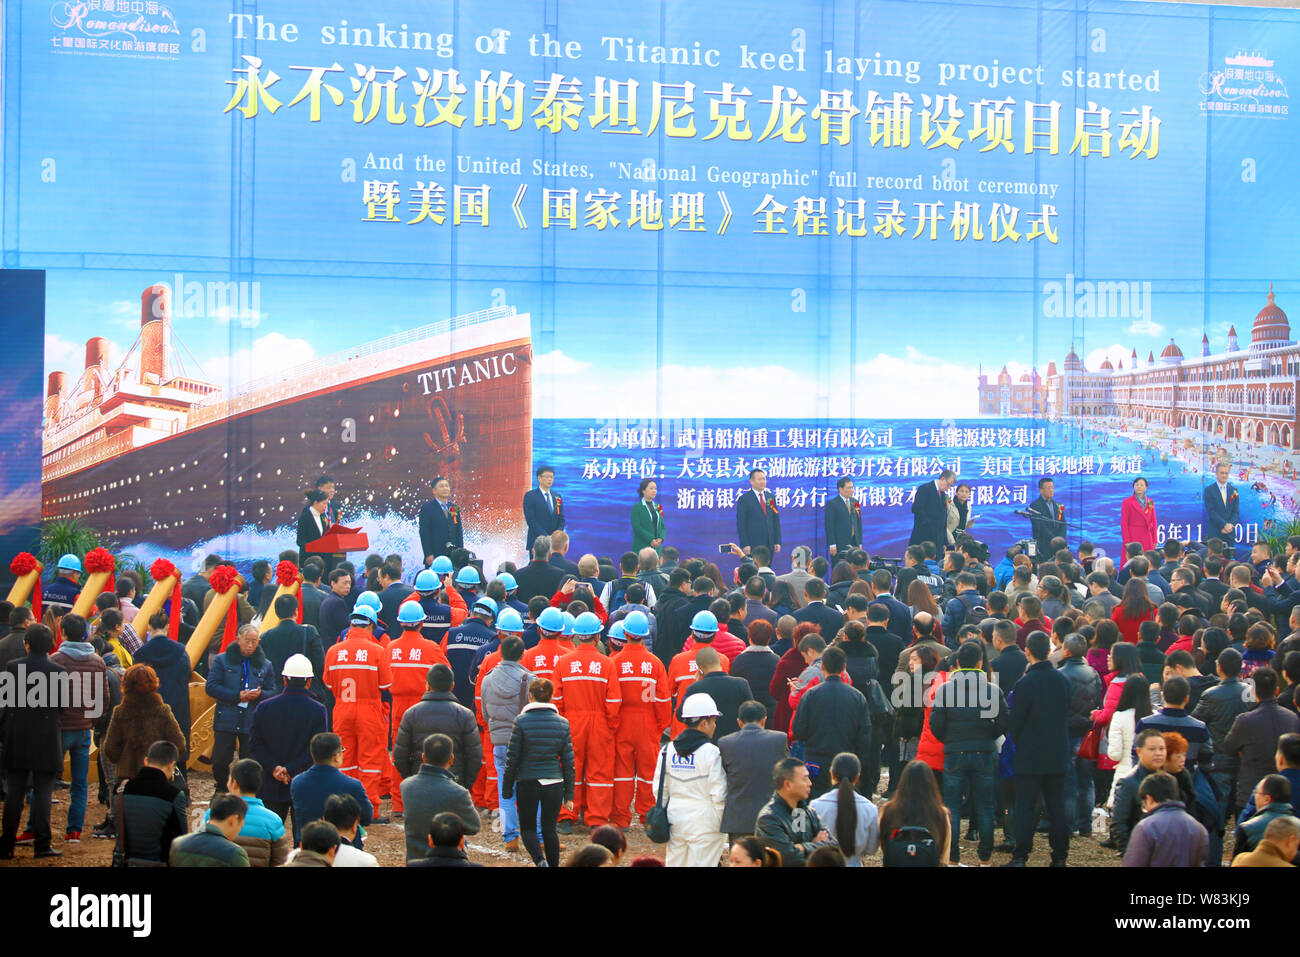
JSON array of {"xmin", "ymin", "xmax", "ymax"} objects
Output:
[{"xmin": 305, "ymin": 523, "xmax": 370, "ymax": 555}]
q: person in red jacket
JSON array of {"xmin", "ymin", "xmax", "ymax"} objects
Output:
[
  {"xmin": 682, "ymin": 598, "xmax": 746, "ymax": 662},
  {"xmin": 1119, "ymin": 477, "xmax": 1158, "ymax": 553},
  {"xmin": 387, "ymin": 600, "xmax": 448, "ymax": 814},
  {"xmin": 768, "ymin": 622, "xmax": 821, "ymax": 735},
  {"xmin": 1111, "ymin": 578, "xmax": 1158, "ymax": 644},
  {"xmin": 668, "ymin": 611, "xmax": 734, "ymax": 738},
  {"xmin": 610, "ymin": 611, "xmax": 671, "ymax": 828},
  {"xmin": 322, "ymin": 605, "xmax": 393, "ymax": 814},
  {"xmin": 549, "ymin": 579, "xmax": 609, "ymax": 624},
  {"xmin": 554, "ymin": 611, "xmax": 621, "ymax": 828}
]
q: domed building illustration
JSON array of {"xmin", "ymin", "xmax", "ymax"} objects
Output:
[{"xmin": 981, "ymin": 285, "xmax": 1298, "ymax": 450}]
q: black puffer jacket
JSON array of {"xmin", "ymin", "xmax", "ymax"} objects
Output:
[
  {"xmin": 1059, "ymin": 656, "xmax": 1104, "ymax": 735},
  {"xmin": 392, "ymin": 690, "xmax": 482, "ymax": 785},
  {"xmin": 841, "ymin": 642, "xmax": 895, "ymax": 733},
  {"xmin": 501, "ymin": 702, "xmax": 575, "ymax": 801},
  {"xmin": 930, "ymin": 668, "xmax": 1008, "ymax": 754},
  {"xmin": 117, "ymin": 765, "xmax": 188, "ymax": 864},
  {"xmin": 1191, "ymin": 678, "xmax": 1253, "ymax": 772}
]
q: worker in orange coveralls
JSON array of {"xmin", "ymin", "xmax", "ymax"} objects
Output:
[
  {"xmin": 387, "ymin": 599, "xmax": 449, "ymax": 814},
  {"xmin": 322, "ymin": 604, "xmax": 393, "ymax": 815},
  {"xmin": 667, "ymin": 610, "xmax": 731, "ymax": 738},
  {"xmin": 553, "ymin": 611, "xmax": 621, "ymax": 830},
  {"xmin": 610, "ymin": 610, "xmax": 671, "ymax": 829}
]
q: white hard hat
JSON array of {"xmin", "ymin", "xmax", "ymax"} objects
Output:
[
  {"xmin": 680, "ymin": 693, "xmax": 721, "ymax": 720},
  {"xmin": 282, "ymin": 654, "xmax": 314, "ymax": 679}
]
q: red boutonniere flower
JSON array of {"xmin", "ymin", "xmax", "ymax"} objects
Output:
[
  {"xmin": 852, "ymin": 500, "xmax": 861, "ymax": 515},
  {"xmin": 1230, "ymin": 491, "xmax": 1239, "ymax": 503},
  {"xmin": 769, "ymin": 499, "xmax": 780, "ymax": 516},
  {"xmin": 554, "ymin": 495, "xmax": 563, "ymax": 516},
  {"xmin": 1144, "ymin": 499, "xmax": 1154, "ymax": 513},
  {"xmin": 449, "ymin": 505, "xmax": 460, "ymax": 526},
  {"xmin": 1057, "ymin": 505, "xmax": 1065, "ymax": 519},
  {"xmin": 655, "ymin": 503, "xmax": 664, "ymax": 517}
]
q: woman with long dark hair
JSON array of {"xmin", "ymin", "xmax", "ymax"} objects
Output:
[
  {"xmin": 631, "ymin": 478, "xmax": 666, "ymax": 554},
  {"xmin": 879, "ymin": 760, "xmax": 950, "ymax": 866},
  {"xmin": 827, "ymin": 562, "xmax": 857, "ymax": 608},
  {"xmin": 1111, "ymin": 578, "xmax": 1156, "ymax": 644},
  {"xmin": 810, "ymin": 752, "xmax": 879, "ymax": 865},
  {"xmin": 907, "ymin": 580, "xmax": 944, "ymax": 645},
  {"xmin": 767, "ymin": 580, "xmax": 801, "ymax": 615}
]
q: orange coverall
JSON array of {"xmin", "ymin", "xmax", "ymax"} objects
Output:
[
  {"xmin": 322, "ymin": 626, "xmax": 393, "ymax": 810},
  {"xmin": 610, "ymin": 641, "xmax": 671, "ymax": 828},
  {"xmin": 554, "ymin": 643, "xmax": 622, "ymax": 827},
  {"xmin": 387, "ymin": 627, "xmax": 448, "ymax": 812}
]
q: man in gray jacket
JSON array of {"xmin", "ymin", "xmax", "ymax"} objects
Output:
[
  {"xmin": 478, "ymin": 635, "xmax": 534, "ymax": 852},
  {"xmin": 400, "ymin": 733, "xmax": 481, "ymax": 863},
  {"xmin": 718, "ymin": 700, "xmax": 789, "ymax": 840}
]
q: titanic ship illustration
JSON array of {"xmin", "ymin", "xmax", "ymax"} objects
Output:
[{"xmin": 42, "ymin": 285, "xmax": 533, "ymax": 549}]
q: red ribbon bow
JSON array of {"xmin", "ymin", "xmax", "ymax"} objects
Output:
[
  {"xmin": 82, "ymin": 547, "xmax": 117, "ymax": 605},
  {"xmin": 150, "ymin": 558, "xmax": 183, "ymax": 641},
  {"xmin": 275, "ymin": 560, "xmax": 304, "ymax": 624},
  {"xmin": 207, "ymin": 564, "xmax": 242, "ymax": 652}
]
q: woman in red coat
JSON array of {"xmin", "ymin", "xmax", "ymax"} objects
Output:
[
  {"xmin": 1119, "ymin": 476, "xmax": 1157, "ymax": 553},
  {"xmin": 1110, "ymin": 579, "xmax": 1156, "ymax": 644}
]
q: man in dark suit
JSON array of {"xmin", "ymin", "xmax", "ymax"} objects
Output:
[
  {"xmin": 259, "ymin": 595, "xmax": 327, "ymax": 696},
  {"xmin": 1198, "ymin": 556, "xmax": 1230, "ymax": 609},
  {"xmin": 678, "ymin": 647, "xmax": 754, "ymax": 744},
  {"xmin": 990, "ymin": 620, "xmax": 1028, "ymax": 692},
  {"xmin": 377, "ymin": 562, "xmax": 415, "ymax": 637},
  {"xmin": 1027, "ymin": 476, "xmax": 1068, "ymax": 560},
  {"xmin": 1006, "ymin": 631, "xmax": 1072, "ymax": 866},
  {"xmin": 513, "ymin": 537, "xmax": 566, "ymax": 605},
  {"xmin": 736, "ymin": 468, "xmax": 782, "ymax": 558},
  {"xmin": 867, "ymin": 569, "xmax": 912, "ymax": 645},
  {"xmin": 522, "ymin": 465, "xmax": 565, "ymax": 555},
  {"xmin": 910, "ymin": 469, "xmax": 954, "ymax": 548},
  {"xmin": 298, "ymin": 561, "xmax": 328, "ymax": 630},
  {"xmin": 182, "ymin": 554, "xmax": 222, "ymax": 608},
  {"xmin": 792, "ymin": 579, "xmax": 844, "ymax": 640},
  {"xmin": 0, "ymin": 625, "xmax": 66, "ymax": 858},
  {"xmin": 1204, "ymin": 462, "xmax": 1241, "ymax": 560},
  {"xmin": 547, "ymin": 530, "xmax": 581, "ymax": 576},
  {"xmin": 718, "ymin": 700, "xmax": 789, "ymax": 840},
  {"xmin": 419, "ymin": 476, "xmax": 464, "ymax": 568},
  {"xmin": 825, "ymin": 476, "xmax": 863, "ymax": 561}
]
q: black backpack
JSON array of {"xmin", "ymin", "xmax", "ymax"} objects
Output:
[
  {"xmin": 883, "ymin": 825, "xmax": 940, "ymax": 867},
  {"xmin": 959, "ymin": 591, "xmax": 988, "ymax": 622}
]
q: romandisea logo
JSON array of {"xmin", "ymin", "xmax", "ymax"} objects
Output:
[
  {"xmin": 1199, "ymin": 50, "xmax": 1289, "ymax": 118},
  {"xmin": 50, "ymin": 1, "xmax": 180, "ymax": 59}
]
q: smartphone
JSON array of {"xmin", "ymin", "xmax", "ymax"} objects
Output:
[{"xmin": 718, "ymin": 544, "xmax": 731, "ymax": 554}]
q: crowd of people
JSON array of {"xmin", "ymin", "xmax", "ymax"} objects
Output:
[{"xmin": 4, "ymin": 464, "xmax": 1300, "ymax": 869}]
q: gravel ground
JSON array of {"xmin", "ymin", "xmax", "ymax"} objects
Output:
[{"xmin": 0, "ymin": 771, "xmax": 1240, "ymax": 867}]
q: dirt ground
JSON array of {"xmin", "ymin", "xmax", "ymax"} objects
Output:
[{"xmin": 0, "ymin": 770, "xmax": 1240, "ymax": 867}]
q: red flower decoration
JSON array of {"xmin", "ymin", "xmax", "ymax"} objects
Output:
[
  {"xmin": 655, "ymin": 503, "xmax": 664, "ymax": 516},
  {"xmin": 150, "ymin": 558, "xmax": 179, "ymax": 582},
  {"xmin": 83, "ymin": 547, "xmax": 116, "ymax": 575},
  {"xmin": 208, "ymin": 564, "xmax": 239, "ymax": 594},
  {"xmin": 10, "ymin": 552, "xmax": 38, "ymax": 577},
  {"xmin": 275, "ymin": 560, "xmax": 301, "ymax": 587}
]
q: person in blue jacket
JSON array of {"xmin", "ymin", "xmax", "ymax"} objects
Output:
[
  {"xmin": 290, "ymin": 732, "xmax": 374, "ymax": 846},
  {"xmin": 205, "ymin": 624, "xmax": 276, "ymax": 793}
]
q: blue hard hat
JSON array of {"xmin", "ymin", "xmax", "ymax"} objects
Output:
[
  {"xmin": 472, "ymin": 595, "xmax": 498, "ymax": 617},
  {"xmin": 561, "ymin": 612, "xmax": 576, "ymax": 637},
  {"xmin": 537, "ymin": 606, "xmax": 565, "ymax": 633},
  {"xmin": 690, "ymin": 610, "xmax": 719, "ymax": 633},
  {"xmin": 455, "ymin": 565, "xmax": 481, "ymax": 586},
  {"xmin": 573, "ymin": 611, "xmax": 603, "ymax": 637},
  {"xmin": 350, "ymin": 604, "xmax": 378, "ymax": 625},
  {"xmin": 397, "ymin": 601, "xmax": 426, "ymax": 625},
  {"xmin": 355, "ymin": 592, "xmax": 381, "ymax": 611},
  {"xmin": 607, "ymin": 621, "xmax": 626, "ymax": 649},
  {"xmin": 622, "ymin": 610, "xmax": 650, "ymax": 638},
  {"xmin": 57, "ymin": 553, "xmax": 82, "ymax": 573},
  {"xmin": 495, "ymin": 572, "xmax": 517, "ymax": 592},
  {"xmin": 414, "ymin": 569, "xmax": 439, "ymax": 592},
  {"xmin": 496, "ymin": 608, "xmax": 524, "ymax": 632},
  {"xmin": 431, "ymin": 556, "xmax": 454, "ymax": 575}
]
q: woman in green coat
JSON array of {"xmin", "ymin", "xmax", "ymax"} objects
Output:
[{"xmin": 631, "ymin": 478, "xmax": 666, "ymax": 553}]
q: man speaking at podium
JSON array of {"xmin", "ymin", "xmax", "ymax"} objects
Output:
[
  {"xmin": 419, "ymin": 476, "xmax": 464, "ymax": 568},
  {"xmin": 1027, "ymin": 476, "xmax": 1068, "ymax": 559}
]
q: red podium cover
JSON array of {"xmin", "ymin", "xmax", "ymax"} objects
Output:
[{"xmin": 305, "ymin": 524, "xmax": 370, "ymax": 554}]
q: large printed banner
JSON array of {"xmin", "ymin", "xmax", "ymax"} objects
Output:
[{"xmin": 6, "ymin": 0, "xmax": 1297, "ymax": 575}]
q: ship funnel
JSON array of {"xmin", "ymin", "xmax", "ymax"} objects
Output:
[
  {"xmin": 45, "ymin": 370, "xmax": 67, "ymax": 420},
  {"xmin": 85, "ymin": 336, "xmax": 109, "ymax": 371},
  {"xmin": 140, "ymin": 284, "xmax": 171, "ymax": 382}
]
